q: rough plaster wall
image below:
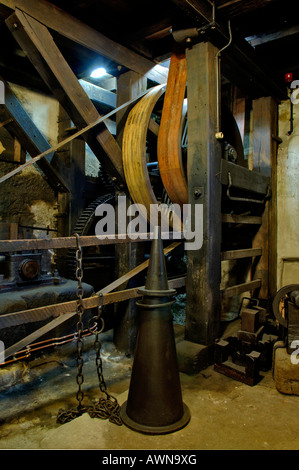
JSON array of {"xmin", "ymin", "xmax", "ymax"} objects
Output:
[
  {"xmin": 277, "ymin": 100, "xmax": 299, "ymax": 288},
  {"xmin": 85, "ymin": 144, "xmax": 100, "ymax": 177},
  {"xmin": 0, "ymin": 84, "xmax": 59, "ymax": 239}
]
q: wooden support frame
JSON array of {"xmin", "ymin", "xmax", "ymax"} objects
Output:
[
  {"xmin": 6, "ymin": 9, "xmax": 125, "ymax": 187},
  {"xmin": 1, "ymin": 240, "xmax": 183, "ymax": 360},
  {"xmin": 185, "ymin": 41, "xmax": 222, "ymax": 345},
  {"xmin": 252, "ymin": 96, "xmax": 279, "ymax": 299},
  {"xmin": 0, "ymin": 0, "xmax": 168, "ymax": 85},
  {"xmin": 0, "ymin": 233, "xmax": 183, "ymax": 252},
  {"xmin": 0, "ymin": 77, "xmax": 70, "ymax": 192}
]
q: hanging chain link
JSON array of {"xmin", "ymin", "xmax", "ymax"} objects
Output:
[{"xmin": 57, "ymin": 233, "xmax": 122, "ymax": 426}]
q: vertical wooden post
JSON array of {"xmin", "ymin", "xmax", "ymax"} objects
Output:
[
  {"xmin": 185, "ymin": 41, "xmax": 222, "ymax": 345},
  {"xmin": 57, "ymin": 106, "xmax": 85, "ymax": 234},
  {"xmin": 252, "ymin": 96, "xmax": 278, "ymax": 299},
  {"xmin": 56, "ymin": 105, "xmax": 85, "ymax": 277},
  {"xmin": 113, "ymin": 71, "xmax": 147, "ymax": 354}
]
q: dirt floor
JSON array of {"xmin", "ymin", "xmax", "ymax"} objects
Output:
[{"xmin": 0, "ymin": 322, "xmax": 299, "ymax": 451}]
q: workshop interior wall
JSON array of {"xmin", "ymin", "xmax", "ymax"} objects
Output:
[
  {"xmin": 0, "ymin": 84, "xmax": 59, "ymax": 240},
  {"xmin": 277, "ymin": 99, "xmax": 299, "ymax": 289}
]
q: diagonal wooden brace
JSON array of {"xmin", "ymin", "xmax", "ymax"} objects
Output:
[{"xmin": 6, "ymin": 9, "xmax": 125, "ymax": 187}]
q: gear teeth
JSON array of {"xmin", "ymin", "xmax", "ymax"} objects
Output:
[{"xmin": 67, "ymin": 193, "xmax": 115, "ymax": 279}]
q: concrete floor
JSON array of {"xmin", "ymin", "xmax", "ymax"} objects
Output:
[{"xmin": 0, "ymin": 321, "xmax": 299, "ymax": 451}]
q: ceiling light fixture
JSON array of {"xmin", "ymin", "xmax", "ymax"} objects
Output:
[{"xmin": 90, "ymin": 67, "xmax": 107, "ymax": 79}]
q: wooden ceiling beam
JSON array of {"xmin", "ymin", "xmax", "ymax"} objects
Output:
[
  {"xmin": 246, "ymin": 24, "xmax": 299, "ymax": 47},
  {"xmin": 0, "ymin": 0, "xmax": 168, "ymax": 84},
  {"xmin": 6, "ymin": 9, "xmax": 125, "ymax": 186},
  {"xmin": 171, "ymin": 0, "xmax": 287, "ymax": 100}
]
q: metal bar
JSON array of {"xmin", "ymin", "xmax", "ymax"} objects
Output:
[{"xmin": 3, "ymin": 312, "xmax": 75, "ymax": 361}]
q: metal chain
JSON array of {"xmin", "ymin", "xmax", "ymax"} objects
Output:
[
  {"xmin": 87, "ymin": 304, "xmax": 122, "ymax": 426},
  {"xmin": 57, "ymin": 233, "xmax": 122, "ymax": 426}
]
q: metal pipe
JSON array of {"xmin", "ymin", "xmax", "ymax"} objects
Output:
[{"xmin": 215, "ymin": 20, "xmax": 232, "ymax": 139}]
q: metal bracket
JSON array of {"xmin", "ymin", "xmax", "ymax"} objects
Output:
[{"xmin": 226, "ymin": 172, "xmax": 271, "ymax": 204}]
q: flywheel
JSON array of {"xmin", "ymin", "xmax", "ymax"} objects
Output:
[
  {"xmin": 122, "ymin": 51, "xmax": 246, "ymax": 223},
  {"xmin": 157, "ymin": 50, "xmax": 188, "ymax": 207},
  {"xmin": 122, "ymin": 83, "xmax": 166, "ymax": 221}
]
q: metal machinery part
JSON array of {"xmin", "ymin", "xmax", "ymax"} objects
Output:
[
  {"xmin": 272, "ymin": 284, "xmax": 299, "ymax": 329},
  {"xmin": 120, "ymin": 226, "xmax": 190, "ymax": 434},
  {"xmin": 0, "ymin": 251, "xmax": 62, "ymax": 291},
  {"xmin": 272, "ymin": 285, "xmax": 299, "ymax": 354},
  {"xmin": 122, "ymin": 51, "xmax": 247, "ymax": 222},
  {"xmin": 66, "ymin": 192, "xmax": 115, "ymax": 285}
]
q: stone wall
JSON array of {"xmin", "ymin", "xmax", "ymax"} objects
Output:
[{"xmin": 0, "ymin": 84, "xmax": 59, "ymax": 240}]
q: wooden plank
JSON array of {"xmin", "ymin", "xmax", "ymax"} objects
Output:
[
  {"xmin": 221, "ymin": 214, "xmax": 262, "ymax": 225},
  {"xmin": 221, "ymin": 248, "xmax": 262, "ymax": 261},
  {"xmin": 0, "ymin": 77, "xmax": 70, "ymax": 192},
  {"xmin": 0, "ymin": 233, "xmax": 183, "ymax": 252},
  {"xmin": 220, "ymin": 159, "xmax": 270, "ymax": 195},
  {"xmin": 185, "ymin": 41, "xmax": 222, "ymax": 345},
  {"xmin": 0, "ymin": 0, "xmax": 168, "ymax": 85},
  {"xmin": 246, "ymin": 25, "xmax": 299, "ymax": 48},
  {"xmin": 2, "ymin": 242, "xmax": 182, "ymax": 359},
  {"xmin": 6, "ymin": 10, "xmax": 125, "ymax": 186},
  {"xmin": 252, "ymin": 96, "xmax": 278, "ymax": 298},
  {"xmin": 79, "ymin": 80, "xmax": 117, "ymax": 110},
  {"xmin": 221, "ymin": 279, "xmax": 262, "ymax": 298},
  {"xmin": 58, "ymin": 106, "xmax": 85, "ymax": 234},
  {"xmin": 103, "ymin": 276, "xmax": 186, "ymax": 305},
  {"xmin": 0, "ymin": 275, "xmax": 185, "ymax": 329}
]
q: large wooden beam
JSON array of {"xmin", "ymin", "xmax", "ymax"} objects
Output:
[
  {"xmin": 185, "ymin": 41, "xmax": 222, "ymax": 345},
  {"xmin": 252, "ymin": 96, "xmax": 278, "ymax": 299},
  {"xmin": 0, "ymin": 0, "xmax": 168, "ymax": 85},
  {"xmin": 6, "ymin": 9, "xmax": 125, "ymax": 186},
  {"xmin": 0, "ymin": 77, "xmax": 70, "ymax": 192}
]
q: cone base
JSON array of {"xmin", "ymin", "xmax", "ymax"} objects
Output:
[{"xmin": 120, "ymin": 401, "xmax": 191, "ymax": 435}]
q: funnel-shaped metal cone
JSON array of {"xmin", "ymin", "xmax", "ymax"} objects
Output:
[{"xmin": 120, "ymin": 226, "xmax": 190, "ymax": 434}]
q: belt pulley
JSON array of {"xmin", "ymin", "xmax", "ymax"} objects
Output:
[{"xmin": 122, "ymin": 50, "xmax": 247, "ymax": 219}]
